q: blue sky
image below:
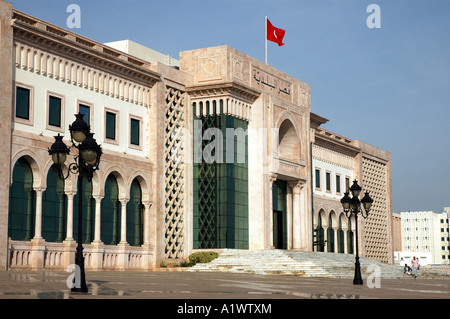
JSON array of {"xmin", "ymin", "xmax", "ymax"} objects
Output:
[{"xmin": 10, "ymin": 0, "xmax": 450, "ymax": 214}]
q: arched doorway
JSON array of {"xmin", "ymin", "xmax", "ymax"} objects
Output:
[{"xmin": 8, "ymin": 157, "xmax": 35, "ymax": 241}]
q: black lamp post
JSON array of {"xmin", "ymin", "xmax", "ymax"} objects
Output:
[
  {"xmin": 48, "ymin": 113, "xmax": 102, "ymax": 293},
  {"xmin": 340, "ymin": 180, "xmax": 373, "ymax": 285}
]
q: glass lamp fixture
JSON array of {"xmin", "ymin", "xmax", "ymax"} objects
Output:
[
  {"xmin": 69, "ymin": 113, "xmax": 90, "ymax": 143},
  {"xmin": 78, "ymin": 132, "xmax": 102, "ymax": 166},
  {"xmin": 48, "ymin": 134, "xmax": 70, "ymax": 166}
]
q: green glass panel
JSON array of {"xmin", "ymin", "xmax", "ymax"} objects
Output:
[
  {"xmin": 101, "ymin": 174, "xmax": 119, "ymax": 245},
  {"xmin": 42, "ymin": 165, "xmax": 66, "ymax": 242},
  {"xmin": 126, "ymin": 178, "xmax": 143, "ymax": 246},
  {"xmin": 130, "ymin": 118, "xmax": 140, "ymax": 146},
  {"xmin": 193, "ymin": 113, "xmax": 248, "ymax": 249},
  {"xmin": 48, "ymin": 96, "xmax": 61, "ymax": 127},
  {"xmin": 72, "ymin": 177, "xmax": 93, "ymax": 243},
  {"xmin": 79, "ymin": 104, "xmax": 90, "ymax": 126},
  {"xmin": 16, "ymin": 87, "xmax": 30, "ymax": 120},
  {"xmin": 106, "ymin": 112, "xmax": 116, "ymax": 140}
]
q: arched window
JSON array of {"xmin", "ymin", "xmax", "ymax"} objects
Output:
[
  {"xmin": 42, "ymin": 164, "xmax": 66, "ymax": 242},
  {"xmin": 327, "ymin": 214, "xmax": 334, "ymax": 252},
  {"xmin": 73, "ymin": 176, "xmax": 93, "ymax": 244},
  {"xmin": 8, "ymin": 158, "xmax": 35, "ymax": 241},
  {"xmin": 101, "ymin": 174, "xmax": 119, "ymax": 245},
  {"xmin": 338, "ymin": 216, "xmax": 345, "ymax": 253},
  {"xmin": 314, "ymin": 211, "xmax": 325, "ymax": 252},
  {"xmin": 127, "ymin": 178, "xmax": 143, "ymax": 246}
]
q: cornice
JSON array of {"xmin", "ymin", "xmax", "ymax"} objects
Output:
[
  {"xmin": 186, "ymin": 81, "xmax": 261, "ymax": 104},
  {"xmin": 12, "ymin": 9, "xmax": 161, "ymax": 87},
  {"xmin": 314, "ymin": 129, "xmax": 361, "ymax": 158}
]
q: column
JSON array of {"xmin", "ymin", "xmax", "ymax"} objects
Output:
[
  {"xmin": 119, "ymin": 199, "xmax": 128, "ymax": 244},
  {"xmin": 141, "ymin": 201, "xmax": 153, "ymax": 270},
  {"xmin": 322, "ymin": 217, "xmax": 329, "ymax": 252},
  {"xmin": 93, "ymin": 195, "xmax": 103, "ymax": 243},
  {"xmin": 342, "ymin": 225, "xmax": 349, "ymax": 254},
  {"xmin": 286, "ymin": 184, "xmax": 293, "ymax": 250},
  {"xmin": 333, "ymin": 226, "xmax": 339, "ymax": 253},
  {"xmin": 33, "ymin": 188, "xmax": 43, "ymax": 240},
  {"xmin": 142, "ymin": 201, "xmax": 152, "ymax": 246},
  {"xmin": 31, "ymin": 188, "xmax": 45, "ymax": 270},
  {"xmin": 65, "ymin": 192, "xmax": 75, "ymax": 241},
  {"xmin": 290, "ymin": 181, "xmax": 302, "ymax": 250},
  {"xmin": 91, "ymin": 195, "xmax": 104, "ymax": 271}
]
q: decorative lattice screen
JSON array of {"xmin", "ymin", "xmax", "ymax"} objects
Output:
[
  {"xmin": 362, "ymin": 156, "xmax": 389, "ymax": 263},
  {"xmin": 164, "ymin": 87, "xmax": 185, "ymax": 258}
]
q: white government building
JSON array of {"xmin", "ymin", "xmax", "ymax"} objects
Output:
[{"xmin": 0, "ymin": 1, "xmax": 394, "ymax": 271}]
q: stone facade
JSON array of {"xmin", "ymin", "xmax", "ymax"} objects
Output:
[
  {"xmin": 0, "ymin": 2, "xmax": 394, "ymax": 271},
  {"xmin": 311, "ymin": 121, "xmax": 394, "ymax": 264}
]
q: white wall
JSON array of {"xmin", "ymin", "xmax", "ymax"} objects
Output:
[
  {"xmin": 13, "ymin": 67, "xmax": 149, "ymax": 158},
  {"xmin": 312, "ymin": 158, "xmax": 353, "ymax": 200}
]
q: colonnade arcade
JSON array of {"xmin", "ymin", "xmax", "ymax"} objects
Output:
[
  {"xmin": 7, "ymin": 152, "xmax": 152, "ymax": 270},
  {"xmin": 313, "ymin": 208, "xmax": 356, "ymax": 254}
]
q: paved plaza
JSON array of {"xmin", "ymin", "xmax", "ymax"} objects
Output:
[{"xmin": 0, "ymin": 269, "xmax": 449, "ymax": 300}]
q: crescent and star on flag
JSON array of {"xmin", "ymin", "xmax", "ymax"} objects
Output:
[{"xmin": 265, "ymin": 17, "xmax": 286, "ymax": 63}]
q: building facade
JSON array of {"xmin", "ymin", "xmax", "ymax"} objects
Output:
[
  {"xmin": 0, "ymin": 2, "xmax": 394, "ymax": 271},
  {"xmin": 311, "ymin": 123, "xmax": 394, "ymax": 264},
  {"xmin": 398, "ymin": 209, "xmax": 450, "ymax": 265}
]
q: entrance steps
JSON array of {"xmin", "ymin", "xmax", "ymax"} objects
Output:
[{"xmin": 187, "ymin": 249, "xmax": 450, "ymax": 279}]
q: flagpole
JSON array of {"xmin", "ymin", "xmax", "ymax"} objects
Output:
[{"xmin": 265, "ymin": 16, "xmax": 267, "ymax": 64}]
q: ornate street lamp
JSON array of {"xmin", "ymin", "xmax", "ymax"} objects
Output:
[
  {"xmin": 340, "ymin": 180, "xmax": 373, "ymax": 285},
  {"xmin": 48, "ymin": 113, "xmax": 102, "ymax": 293}
]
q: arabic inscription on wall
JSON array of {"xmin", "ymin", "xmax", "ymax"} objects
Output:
[{"xmin": 251, "ymin": 67, "xmax": 292, "ymax": 102}]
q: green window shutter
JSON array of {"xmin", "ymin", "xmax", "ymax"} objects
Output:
[
  {"xmin": 326, "ymin": 172, "xmax": 331, "ymax": 191},
  {"xmin": 79, "ymin": 104, "xmax": 90, "ymax": 126},
  {"xmin": 106, "ymin": 111, "xmax": 116, "ymax": 140},
  {"xmin": 16, "ymin": 87, "xmax": 30, "ymax": 120},
  {"xmin": 130, "ymin": 118, "xmax": 140, "ymax": 145},
  {"xmin": 315, "ymin": 169, "xmax": 320, "ymax": 188},
  {"xmin": 48, "ymin": 96, "xmax": 61, "ymax": 127}
]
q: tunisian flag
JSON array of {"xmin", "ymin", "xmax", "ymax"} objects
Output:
[{"xmin": 266, "ymin": 18, "xmax": 285, "ymax": 46}]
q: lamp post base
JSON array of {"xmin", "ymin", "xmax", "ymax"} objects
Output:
[
  {"xmin": 70, "ymin": 245, "xmax": 88, "ymax": 293},
  {"xmin": 353, "ymin": 256, "xmax": 363, "ymax": 285}
]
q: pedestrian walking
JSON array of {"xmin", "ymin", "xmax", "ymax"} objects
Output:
[{"xmin": 411, "ymin": 256, "xmax": 420, "ymax": 279}]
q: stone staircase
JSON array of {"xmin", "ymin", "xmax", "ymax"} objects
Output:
[{"xmin": 187, "ymin": 249, "xmax": 450, "ymax": 279}]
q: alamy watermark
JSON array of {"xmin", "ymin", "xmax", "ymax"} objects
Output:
[
  {"xmin": 366, "ymin": 264, "xmax": 381, "ymax": 288},
  {"xmin": 168, "ymin": 119, "xmax": 279, "ymax": 170},
  {"xmin": 66, "ymin": 263, "xmax": 81, "ymax": 289},
  {"xmin": 367, "ymin": 4, "xmax": 381, "ymax": 29},
  {"xmin": 66, "ymin": 4, "xmax": 81, "ymax": 29}
]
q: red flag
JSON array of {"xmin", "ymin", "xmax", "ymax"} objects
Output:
[{"xmin": 266, "ymin": 18, "xmax": 285, "ymax": 46}]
